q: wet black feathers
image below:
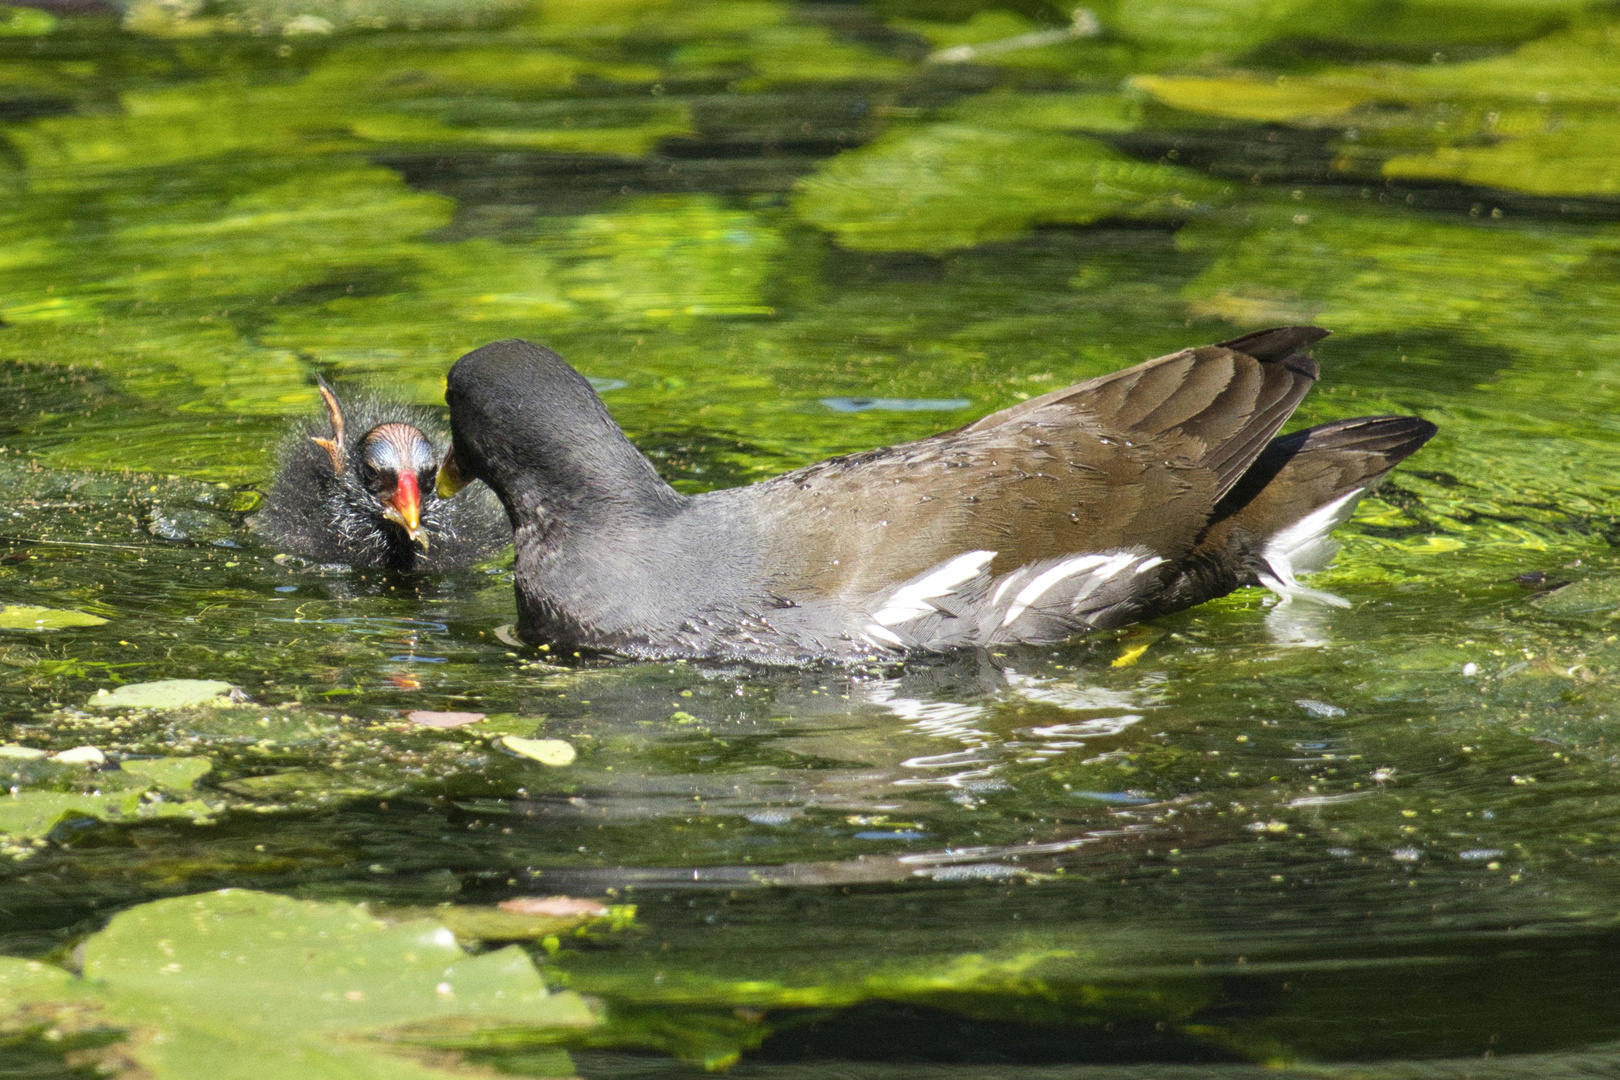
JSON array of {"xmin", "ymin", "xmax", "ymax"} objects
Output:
[{"xmin": 253, "ymin": 383, "xmax": 507, "ymax": 571}]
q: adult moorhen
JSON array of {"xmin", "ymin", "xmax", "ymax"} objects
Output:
[
  {"xmin": 436, "ymin": 329, "xmax": 1434, "ymax": 663},
  {"xmin": 254, "ymin": 377, "xmax": 506, "ymax": 570}
]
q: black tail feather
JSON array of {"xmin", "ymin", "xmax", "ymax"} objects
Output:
[
  {"xmin": 1217, "ymin": 325, "xmax": 1332, "ymax": 364},
  {"xmin": 1212, "ymin": 414, "xmax": 1437, "ymax": 536}
]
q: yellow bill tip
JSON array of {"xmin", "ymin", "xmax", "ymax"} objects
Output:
[{"xmin": 436, "ymin": 447, "xmax": 467, "ymax": 499}]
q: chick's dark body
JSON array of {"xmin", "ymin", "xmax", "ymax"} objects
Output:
[
  {"xmin": 444, "ymin": 331, "xmax": 1434, "ymax": 663},
  {"xmin": 254, "ymin": 386, "xmax": 507, "ymax": 571}
]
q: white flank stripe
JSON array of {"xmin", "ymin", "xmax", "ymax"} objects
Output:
[
  {"xmin": 864, "ymin": 624, "xmax": 907, "ymax": 647},
  {"xmin": 1133, "ymin": 555, "xmax": 1166, "ymax": 575},
  {"xmin": 870, "ymin": 549, "xmax": 996, "ymax": 627},
  {"xmin": 1091, "ymin": 551, "xmax": 1138, "ymax": 582},
  {"xmin": 1065, "ymin": 551, "xmax": 1139, "ymax": 612},
  {"xmin": 1000, "ymin": 554, "xmax": 1112, "ymax": 627},
  {"xmin": 991, "ymin": 574, "xmax": 1019, "ymax": 604}
]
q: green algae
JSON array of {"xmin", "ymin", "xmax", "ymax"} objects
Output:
[
  {"xmin": 793, "ymin": 123, "xmax": 1225, "ymax": 253},
  {"xmin": 1, "ymin": 0, "xmax": 1620, "ymax": 1074},
  {"xmin": 1135, "ymin": 20, "xmax": 1620, "ymax": 198}
]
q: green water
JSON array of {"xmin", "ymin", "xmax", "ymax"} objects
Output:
[{"xmin": 2, "ymin": 0, "xmax": 1620, "ymax": 1075}]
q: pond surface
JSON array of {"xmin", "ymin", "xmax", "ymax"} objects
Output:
[{"xmin": 3, "ymin": 0, "xmax": 1620, "ymax": 1076}]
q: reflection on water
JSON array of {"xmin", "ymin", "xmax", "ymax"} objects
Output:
[
  {"xmin": 2, "ymin": 0, "xmax": 1620, "ymax": 1074},
  {"xmin": 820, "ymin": 396, "xmax": 974, "ymax": 413}
]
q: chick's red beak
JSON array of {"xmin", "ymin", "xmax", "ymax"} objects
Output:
[{"xmin": 384, "ymin": 470, "xmax": 428, "ymax": 551}]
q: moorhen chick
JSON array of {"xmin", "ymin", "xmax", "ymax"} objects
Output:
[
  {"xmin": 436, "ymin": 329, "xmax": 1435, "ymax": 663},
  {"xmin": 254, "ymin": 376, "xmax": 506, "ymax": 570}
]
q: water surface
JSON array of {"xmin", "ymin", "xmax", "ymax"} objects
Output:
[{"xmin": 3, "ymin": 0, "xmax": 1620, "ymax": 1075}]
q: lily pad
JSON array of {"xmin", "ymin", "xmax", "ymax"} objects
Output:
[
  {"xmin": 499, "ymin": 736, "xmax": 577, "ymax": 766},
  {"xmin": 89, "ymin": 679, "xmax": 235, "ymax": 710},
  {"xmin": 219, "ymin": 768, "xmax": 385, "ymax": 800},
  {"xmin": 51, "ymin": 745, "xmax": 105, "ymax": 765},
  {"xmin": 499, "ymin": 896, "xmax": 610, "ymax": 918},
  {"xmin": 120, "ymin": 756, "xmax": 213, "ymax": 792},
  {"xmin": 0, "ymin": 787, "xmax": 216, "ymax": 839},
  {"xmin": 0, "ymin": 889, "xmax": 595, "ymax": 1079},
  {"xmin": 388, "ymin": 900, "xmax": 631, "ymax": 943},
  {"xmin": 793, "ymin": 124, "xmax": 1223, "ymax": 254},
  {"xmin": 407, "ymin": 710, "xmax": 486, "ymax": 728},
  {"xmin": 1133, "ymin": 23, "xmax": 1620, "ymax": 198},
  {"xmin": 0, "ymin": 5, "xmax": 58, "ymax": 36},
  {"xmin": 1531, "ymin": 577, "xmax": 1620, "ymax": 617},
  {"xmin": 0, "ymin": 605, "xmax": 107, "ymax": 630}
]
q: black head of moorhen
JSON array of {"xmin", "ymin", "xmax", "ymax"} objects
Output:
[
  {"xmin": 253, "ymin": 376, "xmax": 506, "ymax": 571},
  {"xmin": 436, "ymin": 329, "xmax": 1435, "ymax": 663}
]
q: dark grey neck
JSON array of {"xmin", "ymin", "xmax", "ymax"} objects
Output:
[
  {"xmin": 446, "ymin": 339, "xmax": 776, "ymax": 653},
  {"xmin": 447, "ymin": 339, "xmax": 684, "ymax": 544},
  {"xmin": 486, "ymin": 415, "xmax": 683, "ymax": 543}
]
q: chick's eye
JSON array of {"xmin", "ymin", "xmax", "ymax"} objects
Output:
[{"xmin": 361, "ymin": 464, "xmax": 393, "ymax": 494}]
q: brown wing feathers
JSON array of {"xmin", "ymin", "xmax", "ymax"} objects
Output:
[
  {"xmin": 764, "ymin": 326, "xmax": 1388, "ymax": 621},
  {"xmin": 1013, "ymin": 335, "xmax": 1322, "ymax": 503},
  {"xmin": 785, "ymin": 328, "xmax": 1334, "ymax": 582}
]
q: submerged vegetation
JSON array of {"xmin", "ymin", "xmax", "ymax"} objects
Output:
[{"xmin": 1, "ymin": 0, "xmax": 1620, "ymax": 1074}]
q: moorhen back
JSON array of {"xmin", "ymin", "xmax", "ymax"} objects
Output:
[
  {"xmin": 437, "ymin": 329, "xmax": 1435, "ymax": 663},
  {"xmin": 254, "ymin": 377, "xmax": 505, "ymax": 571}
]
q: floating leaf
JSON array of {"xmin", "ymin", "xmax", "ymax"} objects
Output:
[
  {"xmin": 0, "ymin": 604, "xmax": 107, "ymax": 630},
  {"xmin": 407, "ymin": 710, "xmax": 486, "ymax": 728},
  {"xmin": 0, "ymin": 791, "xmax": 125, "ymax": 838},
  {"xmin": 1178, "ymin": 201, "xmax": 1613, "ymax": 342},
  {"xmin": 90, "ymin": 680, "xmax": 235, "ymax": 710},
  {"xmin": 394, "ymin": 900, "xmax": 631, "ymax": 943},
  {"xmin": 219, "ymin": 768, "xmax": 385, "ymax": 801},
  {"xmin": 120, "ymin": 756, "xmax": 214, "ymax": 792},
  {"xmin": 0, "ymin": 786, "xmax": 216, "ymax": 839},
  {"xmin": 793, "ymin": 124, "xmax": 1224, "ymax": 254},
  {"xmin": 1531, "ymin": 577, "xmax": 1620, "ymax": 617},
  {"xmin": 945, "ymin": 91, "xmax": 1144, "ymax": 134},
  {"xmin": 51, "ymin": 745, "xmax": 105, "ymax": 765},
  {"xmin": 349, "ymin": 98, "xmax": 691, "ymax": 156},
  {"xmin": 1384, "ymin": 112, "xmax": 1620, "ymax": 196},
  {"xmin": 0, "ymin": 5, "xmax": 56, "ymax": 36},
  {"xmin": 0, "ymin": 890, "xmax": 595, "ymax": 1079},
  {"xmin": 499, "ymin": 736, "xmax": 577, "ymax": 766},
  {"xmin": 1114, "ymin": 0, "xmax": 1336, "ymax": 57},
  {"xmin": 1133, "ymin": 74, "xmax": 1368, "ymax": 124},
  {"xmin": 670, "ymin": 20, "xmax": 908, "ymax": 88},
  {"xmin": 499, "ymin": 896, "xmax": 610, "ymax": 918},
  {"xmin": 121, "ymin": 0, "xmax": 522, "ymax": 36},
  {"xmin": 1134, "ymin": 22, "xmax": 1620, "ymax": 197},
  {"xmin": 0, "ymin": 956, "xmax": 87, "ymax": 1010},
  {"xmin": 552, "ymin": 195, "xmax": 784, "ymax": 323}
]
